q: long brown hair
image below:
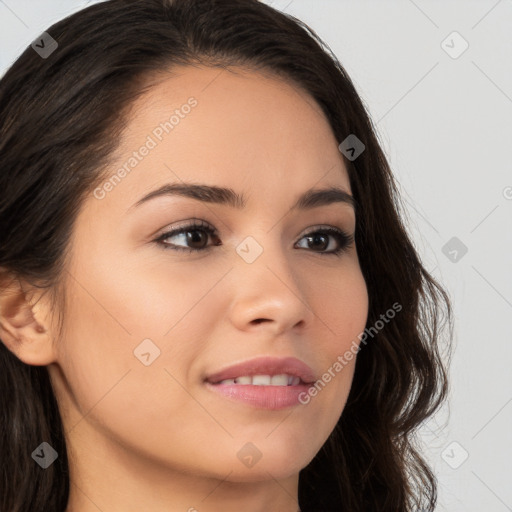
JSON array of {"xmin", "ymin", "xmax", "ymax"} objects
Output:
[{"xmin": 0, "ymin": 1, "xmax": 452, "ymax": 510}]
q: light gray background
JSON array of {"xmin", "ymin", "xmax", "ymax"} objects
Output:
[{"xmin": 1, "ymin": 0, "xmax": 511, "ymax": 510}]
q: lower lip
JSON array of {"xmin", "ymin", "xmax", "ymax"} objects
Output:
[{"xmin": 204, "ymin": 382, "xmax": 312, "ymax": 410}]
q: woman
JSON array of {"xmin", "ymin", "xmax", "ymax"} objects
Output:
[{"xmin": 0, "ymin": 0, "xmax": 452, "ymax": 510}]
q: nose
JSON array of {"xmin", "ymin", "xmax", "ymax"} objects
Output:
[{"xmin": 227, "ymin": 240, "xmax": 315, "ymax": 336}]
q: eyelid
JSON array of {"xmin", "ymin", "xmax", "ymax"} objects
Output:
[
  {"xmin": 154, "ymin": 218, "xmax": 216, "ymax": 237},
  {"xmin": 154, "ymin": 219, "xmax": 354, "ymax": 257},
  {"xmin": 155, "ymin": 218, "xmax": 352, "ymax": 238}
]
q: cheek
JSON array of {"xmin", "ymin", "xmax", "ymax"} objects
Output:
[
  {"xmin": 54, "ymin": 279, "xmax": 213, "ymax": 465},
  {"xmin": 313, "ymin": 263, "xmax": 369, "ymax": 352},
  {"xmin": 91, "ymin": 250, "xmax": 231, "ymax": 339},
  {"xmin": 55, "ymin": 255, "xmax": 227, "ymax": 425},
  {"xmin": 304, "ymin": 265, "xmax": 368, "ymax": 410}
]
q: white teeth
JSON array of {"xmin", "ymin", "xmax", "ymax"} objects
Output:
[
  {"xmin": 252, "ymin": 375, "xmax": 271, "ymax": 385},
  {"xmin": 216, "ymin": 374, "xmax": 301, "ymax": 386},
  {"xmin": 270, "ymin": 374, "xmax": 289, "ymax": 386}
]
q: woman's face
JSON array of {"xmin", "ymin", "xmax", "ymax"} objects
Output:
[{"xmin": 48, "ymin": 66, "xmax": 368, "ymax": 485}]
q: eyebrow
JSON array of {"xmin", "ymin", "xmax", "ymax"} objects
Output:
[{"xmin": 129, "ymin": 182, "xmax": 356, "ymax": 212}]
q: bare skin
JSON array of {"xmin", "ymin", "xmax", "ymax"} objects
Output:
[{"xmin": 0, "ymin": 65, "xmax": 368, "ymax": 512}]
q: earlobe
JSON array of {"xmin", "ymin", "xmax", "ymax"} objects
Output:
[{"xmin": 0, "ymin": 270, "xmax": 56, "ymax": 366}]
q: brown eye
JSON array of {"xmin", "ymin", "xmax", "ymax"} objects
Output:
[
  {"xmin": 295, "ymin": 227, "xmax": 354, "ymax": 256},
  {"xmin": 155, "ymin": 220, "xmax": 220, "ymax": 252},
  {"xmin": 155, "ymin": 221, "xmax": 353, "ymax": 257}
]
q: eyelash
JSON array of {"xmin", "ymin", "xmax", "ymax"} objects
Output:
[{"xmin": 154, "ymin": 219, "xmax": 354, "ymax": 256}]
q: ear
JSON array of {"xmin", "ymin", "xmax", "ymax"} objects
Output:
[{"xmin": 0, "ymin": 269, "xmax": 56, "ymax": 366}]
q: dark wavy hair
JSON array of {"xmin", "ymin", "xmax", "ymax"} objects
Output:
[{"xmin": 0, "ymin": 0, "xmax": 453, "ymax": 510}]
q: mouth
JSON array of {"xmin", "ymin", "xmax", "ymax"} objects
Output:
[
  {"xmin": 207, "ymin": 374, "xmax": 309, "ymax": 386},
  {"xmin": 203, "ymin": 356, "xmax": 317, "ymax": 410}
]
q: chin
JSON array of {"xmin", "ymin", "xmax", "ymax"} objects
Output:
[
  {"xmin": 224, "ymin": 461, "xmax": 305, "ymax": 483},
  {"xmin": 226, "ymin": 446, "xmax": 314, "ymax": 482}
]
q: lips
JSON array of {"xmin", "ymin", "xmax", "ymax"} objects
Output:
[{"xmin": 204, "ymin": 356, "xmax": 317, "ymax": 385}]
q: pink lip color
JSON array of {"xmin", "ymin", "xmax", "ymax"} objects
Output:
[
  {"xmin": 204, "ymin": 356, "xmax": 316, "ymax": 385},
  {"xmin": 204, "ymin": 381, "xmax": 313, "ymax": 410},
  {"xmin": 203, "ymin": 356, "xmax": 316, "ymax": 410}
]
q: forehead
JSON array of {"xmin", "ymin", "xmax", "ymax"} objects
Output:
[{"xmin": 98, "ymin": 65, "xmax": 351, "ymax": 212}]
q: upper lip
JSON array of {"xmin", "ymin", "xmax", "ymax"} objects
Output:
[{"xmin": 204, "ymin": 356, "xmax": 317, "ymax": 384}]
